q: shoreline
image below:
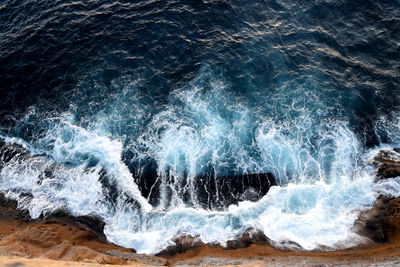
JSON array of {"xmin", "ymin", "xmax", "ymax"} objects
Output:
[
  {"xmin": 0, "ymin": 201, "xmax": 400, "ymax": 267},
  {"xmin": 1, "ymin": 149, "xmax": 400, "ymax": 266}
]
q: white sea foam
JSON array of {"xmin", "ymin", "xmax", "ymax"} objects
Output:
[
  {"xmin": 1, "ymin": 69, "xmax": 400, "ymax": 255},
  {"xmin": 0, "ymin": 116, "xmax": 151, "ymax": 220}
]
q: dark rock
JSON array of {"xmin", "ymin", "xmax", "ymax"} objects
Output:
[
  {"xmin": 158, "ymin": 228, "xmax": 273, "ymax": 257},
  {"xmin": 0, "ymin": 192, "xmax": 19, "ymax": 210},
  {"xmin": 373, "ymin": 150, "xmax": 400, "ymax": 180},
  {"xmin": 0, "ymin": 192, "xmax": 31, "ymax": 221},
  {"xmin": 226, "ymin": 229, "xmax": 270, "ymax": 249},
  {"xmin": 274, "ymin": 240, "xmax": 304, "ymax": 250},
  {"xmin": 355, "ymin": 196, "xmax": 400, "ymax": 243},
  {"xmin": 134, "ymin": 168, "xmax": 277, "ymax": 210},
  {"xmin": 193, "ymin": 173, "xmax": 277, "ymax": 210},
  {"xmin": 157, "ymin": 234, "xmax": 205, "ymax": 257},
  {"xmin": 0, "ymin": 140, "xmax": 30, "ymax": 164},
  {"xmin": 240, "ymin": 188, "xmax": 259, "ymax": 202},
  {"xmin": 131, "ymin": 158, "xmax": 161, "ymax": 207},
  {"xmin": 355, "ymin": 149, "xmax": 400, "ymax": 243}
]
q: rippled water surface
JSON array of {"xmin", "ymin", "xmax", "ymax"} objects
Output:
[{"xmin": 1, "ymin": 0, "xmax": 400, "ymax": 254}]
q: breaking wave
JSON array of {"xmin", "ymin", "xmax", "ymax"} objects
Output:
[{"xmin": 1, "ymin": 0, "xmax": 400, "ymax": 255}]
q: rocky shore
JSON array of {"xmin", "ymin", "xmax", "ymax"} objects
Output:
[{"xmin": 1, "ymin": 149, "xmax": 400, "ymax": 266}]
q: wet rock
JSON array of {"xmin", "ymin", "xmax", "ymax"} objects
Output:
[
  {"xmin": 0, "ymin": 193, "xmax": 19, "ymax": 210},
  {"xmin": 274, "ymin": 240, "xmax": 304, "ymax": 250},
  {"xmin": 131, "ymin": 158, "xmax": 161, "ymax": 207},
  {"xmin": 240, "ymin": 188, "xmax": 260, "ymax": 202},
  {"xmin": 157, "ymin": 234, "xmax": 205, "ymax": 257},
  {"xmin": 134, "ymin": 169, "xmax": 277, "ymax": 210},
  {"xmin": 0, "ymin": 192, "xmax": 30, "ymax": 221},
  {"xmin": 356, "ymin": 196, "xmax": 400, "ymax": 243},
  {"xmin": 158, "ymin": 228, "xmax": 273, "ymax": 257},
  {"xmin": 0, "ymin": 140, "xmax": 30, "ymax": 164},
  {"xmin": 373, "ymin": 150, "xmax": 400, "ymax": 180},
  {"xmin": 193, "ymin": 172, "xmax": 277, "ymax": 210},
  {"xmin": 355, "ymin": 149, "xmax": 400, "ymax": 243},
  {"xmin": 226, "ymin": 229, "xmax": 270, "ymax": 249}
]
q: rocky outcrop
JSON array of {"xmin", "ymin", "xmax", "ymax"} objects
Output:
[
  {"xmin": 0, "ymin": 196, "xmax": 131, "ymax": 264},
  {"xmin": 356, "ymin": 196, "xmax": 400, "ymax": 243},
  {"xmin": 0, "ymin": 192, "xmax": 109, "ymax": 245},
  {"xmin": 225, "ymin": 229, "xmax": 271, "ymax": 249},
  {"xmin": 373, "ymin": 149, "xmax": 400, "ymax": 180},
  {"xmin": 43, "ymin": 210, "xmax": 108, "ymax": 244},
  {"xmin": 157, "ymin": 228, "xmax": 272, "ymax": 257},
  {"xmin": 355, "ymin": 149, "xmax": 400, "ymax": 243},
  {"xmin": 157, "ymin": 234, "xmax": 205, "ymax": 257},
  {"xmin": 0, "ymin": 192, "xmax": 30, "ymax": 221}
]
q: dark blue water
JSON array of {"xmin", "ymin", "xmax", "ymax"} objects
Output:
[{"xmin": 1, "ymin": 0, "xmax": 400, "ymax": 254}]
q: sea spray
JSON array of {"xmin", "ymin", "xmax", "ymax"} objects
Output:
[
  {"xmin": 1, "ymin": 0, "xmax": 399, "ymax": 255},
  {"xmin": 1, "ymin": 80, "xmax": 398, "ymax": 254}
]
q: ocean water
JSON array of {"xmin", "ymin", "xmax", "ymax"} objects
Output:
[{"xmin": 1, "ymin": 0, "xmax": 400, "ymax": 254}]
